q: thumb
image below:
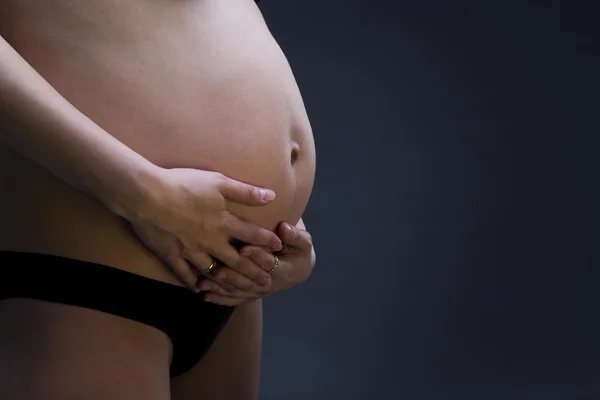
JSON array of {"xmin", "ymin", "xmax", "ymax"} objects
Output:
[{"xmin": 278, "ymin": 222, "xmax": 312, "ymax": 250}]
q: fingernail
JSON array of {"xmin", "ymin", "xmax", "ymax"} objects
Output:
[
  {"xmin": 240, "ymin": 247, "xmax": 252, "ymax": 257},
  {"xmin": 260, "ymin": 189, "xmax": 275, "ymax": 201},
  {"xmin": 273, "ymin": 241, "xmax": 283, "ymax": 252},
  {"xmin": 199, "ymin": 283, "xmax": 211, "ymax": 291},
  {"xmin": 260, "ymin": 276, "xmax": 271, "ymax": 287}
]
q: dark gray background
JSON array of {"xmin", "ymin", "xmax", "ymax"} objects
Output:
[{"xmin": 258, "ymin": 1, "xmax": 598, "ymax": 400}]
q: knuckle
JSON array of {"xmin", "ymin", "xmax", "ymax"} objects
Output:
[
  {"xmin": 304, "ymin": 231, "xmax": 313, "ymax": 243},
  {"xmin": 240, "ymin": 246, "xmax": 253, "ymax": 257},
  {"xmin": 214, "ymin": 172, "xmax": 227, "ymax": 185},
  {"xmin": 245, "ymin": 183, "xmax": 257, "ymax": 201},
  {"xmin": 218, "ymin": 212, "xmax": 234, "ymax": 232},
  {"xmin": 196, "ymin": 217, "xmax": 209, "ymax": 235}
]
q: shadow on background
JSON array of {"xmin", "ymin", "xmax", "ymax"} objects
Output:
[{"xmin": 259, "ymin": 1, "xmax": 598, "ymax": 399}]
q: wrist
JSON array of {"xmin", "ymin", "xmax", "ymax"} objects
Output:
[{"xmin": 102, "ymin": 161, "xmax": 165, "ymax": 223}]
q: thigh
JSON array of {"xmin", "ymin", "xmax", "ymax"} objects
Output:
[
  {"xmin": 170, "ymin": 300, "xmax": 263, "ymax": 400},
  {"xmin": 0, "ymin": 299, "xmax": 172, "ymax": 400}
]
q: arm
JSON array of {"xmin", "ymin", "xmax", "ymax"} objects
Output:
[
  {"xmin": 0, "ymin": 35, "xmax": 154, "ymax": 220},
  {"xmin": 0, "ymin": 35, "xmax": 282, "ymax": 289}
]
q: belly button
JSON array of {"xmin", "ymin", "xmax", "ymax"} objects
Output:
[{"xmin": 290, "ymin": 142, "xmax": 300, "ymax": 166}]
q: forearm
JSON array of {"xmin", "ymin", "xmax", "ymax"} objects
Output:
[{"xmin": 0, "ymin": 35, "xmax": 155, "ymax": 220}]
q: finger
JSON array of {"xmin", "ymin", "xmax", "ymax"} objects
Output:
[
  {"xmin": 278, "ymin": 222, "xmax": 312, "ymax": 250},
  {"xmin": 168, "ymin": 257, "xmax": 200, "ymax": 293},
  {"xmin": 201, "ymin": 271, "xmax": 239, "ymax": 293},
  {"xmin": 197, "ymin": 279, "xmax": 230, "ymax": 296},
  {"xmin": 206, "ymin": 241, "xmax": 244, "ymax": 271},
  {"xmin": 241, "ymin": 245, "xmax": 280, "ymax": 273},
  {"xmin": 210, "ymin": 278, "xmax": 238, "ymax": 294},
  {"xmin": 198, "ymin": 278, "xmax": 261, "ymax": 302},
  {"xmin": 222, "ymin": 211, "xmax": 282, "ymax": 251},
  {"xmin": 211, "ymin": 266, "xmax": 268, "ymax": 294},
  {"xmin": 204, "ymin": 293, "xmax": 248, "ymax": 306},
  {"xmin": 228, "ymin": 251, "xmax": 272, "ymax": 287},
  {"xmin": 183, "ymin": 250, "xmax": 214, "ymax": 275},
  {"xmin": 219, "ymin": 175, "xmax": 276, "ymax": 206}
]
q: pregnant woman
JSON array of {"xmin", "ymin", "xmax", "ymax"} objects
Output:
[{"xmin": 0, "ymin": 0, "xmax": 316, "ymax": 399}]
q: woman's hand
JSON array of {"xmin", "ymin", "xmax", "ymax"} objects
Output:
[
  {"xmin": 128, "ymin": 167, "xmax": 283, "ymax": 291},
  {"xmin": 0, "ymin": 37, "xmax": 281, "ymax": 292},
  {"xmin": 198, "ymin": 219, "xmax": 316, "ymax": 306}
]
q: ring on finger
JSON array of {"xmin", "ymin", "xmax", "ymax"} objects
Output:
[
  {"xmin": 202, "ymin": 258, "xmax": 218, "ymax": 274},
  {"xmin": 266, "ymin": 254, "xmax": 279, "ymax": 274}
]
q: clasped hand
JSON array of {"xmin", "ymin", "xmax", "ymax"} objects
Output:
[
  {"xmin": 198, "ymin": 220, "xmax": 315, "ymax": 306},
  {"xmin": 127, "ymin": 166, "xmax": 315, "ymax": 304}
]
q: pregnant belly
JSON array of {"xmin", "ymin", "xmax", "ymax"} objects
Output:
[{"xmin": 0, "ymin": 0, "xmax": 316, "ymax": 284}]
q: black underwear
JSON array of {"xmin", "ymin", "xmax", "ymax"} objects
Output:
[{"xmin": 0, "ymin": 251, "xmax": 234, "ymax": 377}]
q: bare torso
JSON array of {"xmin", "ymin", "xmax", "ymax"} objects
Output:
[{"xmin": 0, "ymin": 0, "xmax": 316, "ymax": 285}]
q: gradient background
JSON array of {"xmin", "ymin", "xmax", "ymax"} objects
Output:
[{"xmin": 258, "ymin": 1, "xmax": 599, "ymax": 399}]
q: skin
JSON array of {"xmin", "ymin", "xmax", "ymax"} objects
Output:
[
  {"xmin": 200, "ymin": 219, "xmax": 316, "ymax": 306},
  {"xmin": 171, "ymin": 221, "xmax": 315, "ymax": 400},
  {"xmin": 0, "ymin": 0, "xmax": 316, "ymax": 399}
]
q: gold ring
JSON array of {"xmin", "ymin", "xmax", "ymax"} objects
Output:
[
  {"xmin": 267, "ymin": 254, "xmax": 279, "ymax": 274},
  {"xmin": 203, "ymin": 259, "xmax": 217, "ymax": 274}
]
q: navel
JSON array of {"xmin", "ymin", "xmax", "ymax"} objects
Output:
[{"xmin": 290, "ymin": 142, "xmax": 300, "ymax": 166}]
